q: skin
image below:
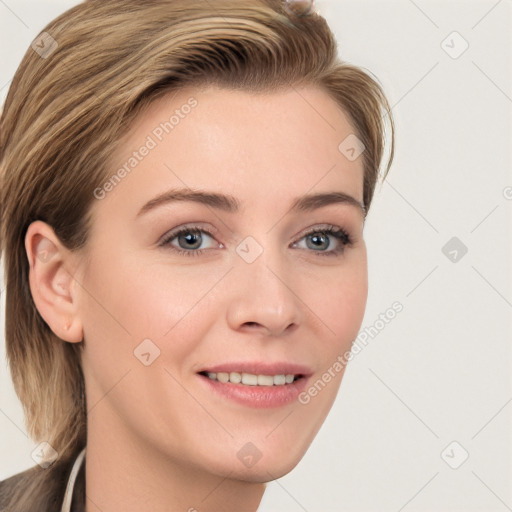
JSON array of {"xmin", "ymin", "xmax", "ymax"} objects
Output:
[{"xmin": 25, "ymin": 85, "xmax": 368, "ymax": 512}]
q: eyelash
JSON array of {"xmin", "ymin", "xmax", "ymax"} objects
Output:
[{"xmin": 158, "ymin": 224, "xmax": 352, "ymax": 258}]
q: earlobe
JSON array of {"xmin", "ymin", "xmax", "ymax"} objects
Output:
[{"xmin": 25, "ymin": 220, "xmax": 84, "ymax": 343}]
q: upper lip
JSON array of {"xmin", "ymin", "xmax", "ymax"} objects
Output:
[{"xmin": 198, "ymin": 362, "xmax": 313, "ymax": 376}]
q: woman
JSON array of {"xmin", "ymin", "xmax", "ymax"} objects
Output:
[{"xmin": 0, "ymin": 0, "xmax": 394, "ymax": 510}]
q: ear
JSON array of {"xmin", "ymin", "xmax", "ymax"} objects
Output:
[{"xmin": 25, "ymin": 220, "xmax": 84, "ymax": 343}]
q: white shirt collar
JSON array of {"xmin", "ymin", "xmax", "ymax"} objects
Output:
[{"xmin": 61, "ymin": 447, "xmax": 86, "ymax": 512}]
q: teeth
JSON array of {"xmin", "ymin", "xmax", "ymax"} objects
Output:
[
  {"xmin": 217, "ymin": 372, "xmax": 229, "ymax": 383},
  {"xmin": 203, "ymin": 372, "xmax": 298, "ymax": 386},
  {"xmin": 274, "ymin": 374, "xmax": 286, "ymax": 385},
  {"xmin": 242, "ymin": 373, "xmax": 258, "ymax": 386},
  {"xmin": 229, "ymin": 371, "xmax": 242, "ymax": 383},
  {"xmin": 257, "ymin": 375, "xmax": 274, "ymax": 386}
]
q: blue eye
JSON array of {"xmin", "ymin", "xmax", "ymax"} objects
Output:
[
  {"xmin": 159, "ymin": 224, "xmax": 352, "ymax": 258},
  {"xmin": 292, "ymin": 225, "xmax": 352, "ymax": 256},
  {"xmin": 159, "ymin": 226, "xmax": 218, "ymax": 257}
]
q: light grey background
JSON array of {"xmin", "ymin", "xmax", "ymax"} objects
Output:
[{"xmin": 1, "ymin": 1, "xmax": 511, "ymax": 510}]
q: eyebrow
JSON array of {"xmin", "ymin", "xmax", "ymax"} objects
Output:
[{"xmin": 137, "ymin": 188, "xmax": 366, "ymax": 217}]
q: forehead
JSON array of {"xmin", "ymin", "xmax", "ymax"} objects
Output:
[{"xmin": 96, "ymin": 85, "xmax": 364, "ymax": 219}]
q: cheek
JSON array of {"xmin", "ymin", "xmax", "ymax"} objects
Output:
[
  {"xmin": 78, "ymin": 252, "xmax": 228, "ymax": 394},
  {"xmin": 309, "ymin": 256, "xmax": 368, "ymax": 353},
  {"xmin": 338, "ymin": 263, "xmax": 368, "ymax": 336},
  {"xmin": 81, "ymin": 249, "xmax": 220, "ymax": 338},
  {"xmin": 78, "ymin": 254, "xmax": 218, "ymax": 423}
]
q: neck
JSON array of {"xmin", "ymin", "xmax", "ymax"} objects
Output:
[{"xmin": 84, "ymin": 411, "xmax": 266, "ymax": 512}]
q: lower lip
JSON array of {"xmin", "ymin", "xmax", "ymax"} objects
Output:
[{"xmin": 198, "ymin": 374, "xmax": 309, "ymax": 408}]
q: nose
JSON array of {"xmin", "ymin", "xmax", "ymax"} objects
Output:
[{"xmin": 226, "ymin": 247, "xmax": 303, "ymax": 338}]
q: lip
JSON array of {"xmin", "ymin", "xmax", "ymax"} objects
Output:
[
  {"xmin": 196, "ymin": 361, "xmax": 313, "ymax": 409},
  {"xmin": 198, "ymin": 361, "xmax": 313, "ymax": 376}
]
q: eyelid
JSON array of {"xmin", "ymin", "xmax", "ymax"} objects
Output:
[
  {"xmin": 297, "ymin": 223, "xmax": 351, "ymax": 242},
  {"xmin": 157, "ymin": 222, "xmax": 220, "ymax": 246}
]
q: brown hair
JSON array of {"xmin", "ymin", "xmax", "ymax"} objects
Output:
[{"xmin": 0, "ymin": 0, "xmax": 394, "ymax": 508}]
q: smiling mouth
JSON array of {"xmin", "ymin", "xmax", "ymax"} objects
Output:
[{"xmin": 198, "ymin": 371, "xmax": 303, "ymax": 386}]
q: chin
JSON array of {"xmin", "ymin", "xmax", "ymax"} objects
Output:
[
  {"xmin": 226, "ymin": 454, "xmax": 305, "ymax": 483},
  {"xmin": 198, "ymin": 435, "xmax": 313, "ymax": 484}
]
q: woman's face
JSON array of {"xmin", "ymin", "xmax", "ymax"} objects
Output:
[{"xmin": 74, "ymin": 85, "xmax": 367, "ymax": 481}]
